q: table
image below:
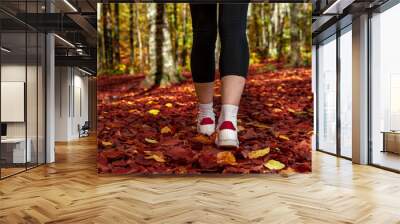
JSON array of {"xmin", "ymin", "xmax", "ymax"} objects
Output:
[{"xmin": 1, "ymin": 138, "xmax": 31, "ymax": 163}]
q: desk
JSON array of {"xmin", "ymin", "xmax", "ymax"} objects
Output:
[{"xmin": 1, "ymin": 138, "xmax": 31, "ymax": 163}]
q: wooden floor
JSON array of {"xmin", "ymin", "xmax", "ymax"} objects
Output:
[{"xmin": 1, "ymin": 136, "xmax": 400, "ymax": 224}]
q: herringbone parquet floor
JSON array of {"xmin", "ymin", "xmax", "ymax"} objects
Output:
[{"xmin": 1, "ymin": 136, "xmax": 400, "ymax": 224}]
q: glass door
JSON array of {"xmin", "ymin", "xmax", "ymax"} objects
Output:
[
  {"xmin": 370, "ymin": 3, "xmax": 400, "ymax": 171},
  {"xmin": 317, "ymin": 35, "xmax": 337, "ymax": 154}
]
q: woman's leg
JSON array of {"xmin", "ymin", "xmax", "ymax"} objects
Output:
[
  {"xmin": 190, "ymin": 4, "xmax": 218, "ymax": 135},
  {"xmin": 219, "ymin": 3, "xmax": 249, "ymax": 106},
  {"xmin": 216, "ymin": 3, "xmax": 249, "ymax": 147},
  {"xmin": 190, "ymin": 4, "xmax": 217, "ymax": 104}
]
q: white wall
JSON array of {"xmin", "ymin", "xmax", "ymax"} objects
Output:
[
  {"xmin": 54, "ymin": 66, "xmax": 89, "ymax": 141},
  {"xmin": 1, "ymin": 63, "xmax": 46, "ymax": 163}
]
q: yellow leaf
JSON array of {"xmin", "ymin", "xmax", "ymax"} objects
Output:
[
  {"xmin": 266, "ymin": 103, "xmax": 273, "ymax": 107},
  {"xmin": 278, "ymin": 135, "xmax": 290, "ymax": 141},
  {"xmin": 248, "ymin": 147, "xmax": 270, "ymax": 159},
  {"xmin": 102, "ymin": 141, "xmax": 113, "ymax": 147},
  {"xmin": 127, "ymin": 101, "xmax": 134, "ymax": 105},
  {"xmin": 165, "ymin": 103, "xmax": 173, "ymax": 108},
  {"xmin": 145, "ymin": 138, "xmax": 158, "ymax": 144},
  {"xmin": 272, "ymin": 108, "xmax": 283, "ymax": 113},
  {"xmin": 148, "ymin": 109, "xmax": 160, "ymax": 116},
  {"xmin": 144, "ymin": 151, "xmax": 165, "ymax": 162},
  {"xmin": 160, "ymin": 126, "xmax": 172, "ymax": 134},
  {"xmin": 217, "ymin": 151, "xmax": 237, "ymax": 165},
  {"xmin": 287, "ymin": 108, "xmax": 296, "ymax": 113},
  {"xmin": 264, "ymin": 159, "xmax": 285, "ymax": 170},
  {"xmin": 279, "ymin": 167, "xmax": 295, "ymax": 177},
  {"xmin": 249, "ymin": 122, "xmax": 269, "ymax": 129},
  {"xmin": 146, "ymin": 100, "xmax": 156, "ymax": 105}
]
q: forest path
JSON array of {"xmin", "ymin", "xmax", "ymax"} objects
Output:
[{"xmin": 97, "ymin": 66, "xmax": 313, "ymax": 174}]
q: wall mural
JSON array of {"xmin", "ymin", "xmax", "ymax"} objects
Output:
[{"xmin": 97, "ymin": 3, "xmax": 313, "ymax": 175}]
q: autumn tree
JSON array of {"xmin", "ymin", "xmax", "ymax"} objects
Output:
[{"xmin": 98, "ymin": 3, "xmax": 312, "ymax": 81}]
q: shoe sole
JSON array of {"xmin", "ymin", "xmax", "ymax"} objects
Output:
[
  {"xmin": 217, "ymin": 139, "xmax": 239, "ymax": 148},
  {"xmin": 215, "ymin": 128, "xmax": 239, "ymax": 148}
]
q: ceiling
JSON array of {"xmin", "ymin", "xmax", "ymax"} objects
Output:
[{"xmin": 0, "ymin": 0, "xmax": 97, "ymax": 74}]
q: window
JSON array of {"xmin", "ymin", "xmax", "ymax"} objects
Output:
[
  {"xmin": 317, "ymin": 35, "xmax": 337, "ymax": 154},
  {"xmin": 0, "ymin": 0, "xmax": 47, "ymax": 179},
  {"xmin": 339, "ymin": 27, "xmax": 352, "ymax": 158},
  {"xmin": 370, "ymin": 3, "xmax": 400, "ymax": 171}
]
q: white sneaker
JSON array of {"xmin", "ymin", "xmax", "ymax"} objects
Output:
[
  {"xmin": 197, "ymin": 117, "xmax": 215, "ymax": 136},
  {"xmin": 216, "ymin": 121, "xmax": 239, "ymax": 148}
]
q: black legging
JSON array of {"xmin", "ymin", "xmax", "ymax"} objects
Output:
[{"xmin": 190, "ymin": 4, "xmax": 249, "ymax": 83}]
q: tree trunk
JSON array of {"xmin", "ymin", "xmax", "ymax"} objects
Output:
[
  {"xmin": 154, "ymin": 4, "xmax": 164, "ymax": 86},
  {"xmin": 173, "ymin": 4, "xmax": 179, "ymax": 64},
  {"xmin": 103, "ymin": 4, "xmax": 113, "ymax": 68},
  {"xmin": 135, "ymin": 5, "xmax": 144, "ymax": 73},
  {"xmin": 276, "ymin": 5, "xmax": 285, "ymax": 62},
  {"xmin": 180, "ymin": 4, "xmax": 188, "ymax": 68},
  {"xmin": 289, "ymin": 5, "xmax": 301, "ymax": 67},
  {"xmin": 113, "ymin": 4, "xmax": 121, "ymax": 68},
  {"xmin": 129, "ymin": 4, "xmax": 135, "ymax": 73}
]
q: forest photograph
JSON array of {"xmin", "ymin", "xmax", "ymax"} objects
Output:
[{"xmin": 97, "ymin": 3, "xmax": 313, "ymax": 175}]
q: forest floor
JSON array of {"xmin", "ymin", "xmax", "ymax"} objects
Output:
[{"xmin": 97, "ymin": 64, "xmax": 313, "ymax": 175}]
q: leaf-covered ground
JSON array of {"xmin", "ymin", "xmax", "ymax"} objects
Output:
[{"xmin": 97, "ymin": 66, "xmax": 313, "ymax": 175}]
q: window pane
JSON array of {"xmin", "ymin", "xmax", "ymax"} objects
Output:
[
  {"xmin": 371, "ymin": 4, "xmax": 400, "ymax": 171},
  {"xmin": 318, "ymin": 36, "xmax": 337, "ymax": 154},
  {"xmin": 1, "ymin": 30, "xmax": 28, "ymax": 177},
  {"xmin": 340, "ymin": 28, "xmax": 352, "ymax": 158}
]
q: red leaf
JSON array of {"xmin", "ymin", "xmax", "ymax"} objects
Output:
[
  {"xmin": 198, "ymin": 149, "xmax": 218, "ymax": 169},
  {"xmin": 240, "ymin": 128, "xmax": 257, "ymax": 140},
  {"xmin": 112, "ymin": 159, "xmax": 127, "ymax": 167},
  {"xmin": 166, "ymin": 147, "xmax": 195, "ymax": 163},
  {"xmin": 101, "ymin": 149, "xmax": 126, "ymax": 160}
]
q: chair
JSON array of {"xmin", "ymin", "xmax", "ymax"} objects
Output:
[{"xmin": 79, "ymin": 121, "xmax": 90, "ymax": 138}]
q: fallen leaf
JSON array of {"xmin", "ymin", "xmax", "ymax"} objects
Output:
[
  {"xmin": 166, "ymin": 147, "xmax": 195, "ymax": 163},
  {"xmin": 278, "ymin": 135, "xmax": 290, "ymax": 141},
  {"xmin": 272, "ymin": 108, "xmax": 283, "ymax": 113},
  {"xmin": 146, "ymin": 100, "xmax": 156, "ymax": 105},
  {"xmin": 101, "ymin": 149, "xmax": 125, "ymax": 159},
  {"xmin": 248, "ymin": 147, "xmax": 270, "ymax": 159},
  {"xmin": 238, "ymin": 125, "xmax": 245, "ymax": 132},
  {"xmin": 160, "ymin": 126, "xmax": 172, "ymax": 134},
  {"xmin": 241, "ymin": 128, "xmax": 257, "ymax": 140},
  {"xmin": 145, "ymin": 138, "xmax": 158, "ymax": 144},
  {"xmin": 144, "ymin": 151, "xmax": 166, "ymax": 162},
  {"xmin": 248, "ymin": 121, "xmax": 270, "ymax": 129},
  {"xmin": 279, "ymin": 167, "xmax": 296, "ymax": 177},
  {"xmin": 264, "ymin": 159, "xmax": 285, "ymax": 170},
  {"xmin": 148, "ymin": 109, "xmax": 160, "ymax": 116},
  {"xmin": 192, "ymin": 134, "xmax": 212, "ymax": 144},
  {"xmin": 128, "ymin": 109, "xmax": 140, "ymax": 113},
  {"xmin": 217, "ymin": 151, "xmax": 237, "ymax": 165},
  {"xmin": 165, "ymin": 103, "xmax": 173, "ymax": 108},
  {"xmin": 102, "ymin": 141, "xmax": 113, "ymax": 147}
]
